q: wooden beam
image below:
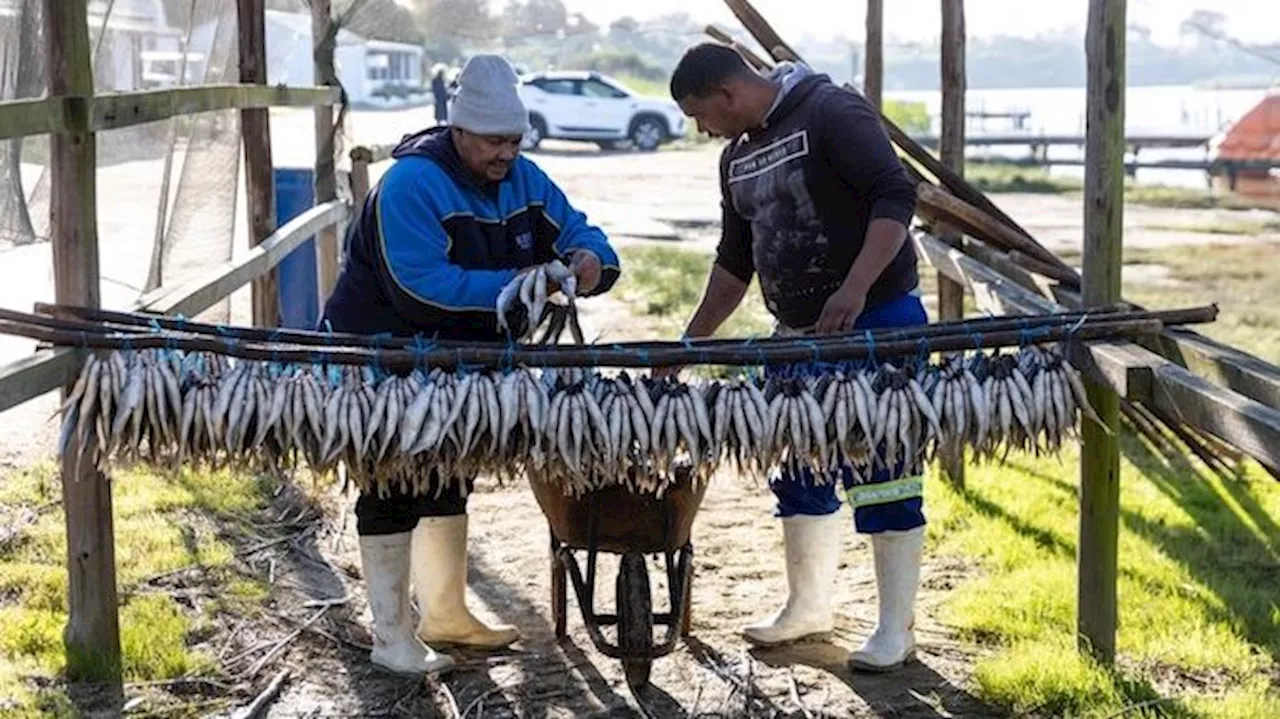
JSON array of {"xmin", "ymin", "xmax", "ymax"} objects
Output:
[
  {"xmin": 312, "ymin": 0, "xmax": 340, "ymax": 306},
  {"xmin": 1081, "ymin": 0, "xmax": 1125, "ymax": 662},
  {"xmin": 1147, "ymin": 359, "xmax": 1280, "ymax": 477},
  {"xmin": 1142, "ymin": 330, "xmax": 1280, "ymax": 412},
  {"xmin": 0, "ymin": 86, "xmax": 340, "ymax": 141},
  {"xmin": 937, "ymin": 0, "xmax": 966, "ymax": 488},
  {"xmin": 914, "ymin": 182, "xmax": 1076, "ymax": 281},
  {"xmin": 45, "ymin": 0, "xmax": 121, "ymax": 685},
  {"xmin": 238, "ymin": 0, "xmax": 280, "ymax": 328},
  {"xmin": 91, "ymin": 85, "xmax": 338, "ymax": 132},
  {"xmin": 0, "ymin": 349, "xmax": 80, "ymax": 414},
  {"xmin": 864, "ymin": 0, "xmax": 884, "ymax": 109},
  {"xmin": 350, "ymin": 147, "xmax": 373, "ymax": 206},
  {"xmin": 141, "ymin": 201, "xmax": 348, "ymax": 318},
  {"xmin": 0, "ymin": 97, "xmax": 67, "ymax": 139}
]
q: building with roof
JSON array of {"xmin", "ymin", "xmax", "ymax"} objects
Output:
[
  {"xmin": 191, "ymin": 10, "xmax": 426, "ymax": 107},
  {"xmin": 1211, "ymin": 90, "xmax": 1280, "ymax": 206}
]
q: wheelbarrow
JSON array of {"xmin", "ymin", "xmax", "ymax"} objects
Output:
[{"xmin": 529, "ymin": 466, "xmax": 708, "ymax": 690}]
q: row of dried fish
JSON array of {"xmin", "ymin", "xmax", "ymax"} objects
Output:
[{"xmin": 55, "ymin": 346, "xmax": 1100, "ymax": 496}]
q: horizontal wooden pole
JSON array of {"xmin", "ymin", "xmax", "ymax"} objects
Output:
[
  {"xmin": 0, "ymin": 348, "xmax": 81, "ymax": 414},
  {"xmin": 0, "ymin": 85, "xmax": 340, "ymax": 140},
  {"xmin": 138, "ymin": 200, "xmax": 347, "ymax": 318},
  {"xmin": 0, "ymin": 97, "xmax": 68, "ymax": 140},
  {"xmin": 92, "ymin": 84, "xmax": 340, "ymax": 132}
]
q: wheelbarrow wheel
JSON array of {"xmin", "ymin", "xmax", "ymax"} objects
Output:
[{"xmin": 616, "ymin": 552, "xmax": 653, "ymax": 690}]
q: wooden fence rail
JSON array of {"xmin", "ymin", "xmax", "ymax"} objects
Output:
[
  {"xmin": 0, "ymin": 200, "xmax": 348, "ymax": 416},
  {"xmin": 0, "ymin": 84, "xmax": 338, "ymax": 140}
]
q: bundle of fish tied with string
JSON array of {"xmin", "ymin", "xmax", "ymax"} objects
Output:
[{"xmin": 54, "ymin": 344, "xmax": 1100, "ymax": 497}]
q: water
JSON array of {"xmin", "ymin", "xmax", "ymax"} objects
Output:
[{"xmin": 884, "ymin": 84, "xmax": 1272, "ymax": 188}]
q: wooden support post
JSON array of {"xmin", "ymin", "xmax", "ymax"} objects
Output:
[
  {"xmin": 238, "ymin": 0, "xmax": 279, "ymax": 328},
  {"xmin": 45, "ymin": 0, "xmax": 121, "ymax": 684},
  {"xmin": 312, "ymin": 0, "xmax": 340, "ymax": 305},
  {"xmin": 349, "ymin": 146, "xmax": 372, "ymax": 206},
  {"xmin": 864, "ymin": 0, "xmax": 883, "ymax": 109},
  {"xmin": 937, "ymin": 0, "xmax": 966, "ymax": 488},
  {"xmin": 1079, "ymin": 0, "xmax": 1126, "ymax": 665}
]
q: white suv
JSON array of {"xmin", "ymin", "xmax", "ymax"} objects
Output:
[{"xmin": 518, "ymin": 71, "xmax": 687, "ymax": 152}]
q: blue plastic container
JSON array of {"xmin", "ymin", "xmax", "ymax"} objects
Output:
[{"xmin": 273, "ymin": 168, "xmax": 319, "ymax": 329}]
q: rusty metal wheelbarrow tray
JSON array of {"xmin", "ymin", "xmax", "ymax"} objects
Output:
[{"xmin": 529, "ymin": 466, "xmax": 708, "ymax": 690}]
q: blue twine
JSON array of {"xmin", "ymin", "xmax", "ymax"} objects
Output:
[{"xmin": 916, "ymin": 336, "xmax": 931, "ymax": 364}]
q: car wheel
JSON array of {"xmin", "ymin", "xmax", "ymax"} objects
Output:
[
  {"xmin": 630, "ymin": 117, "xmax": 665, "ymax": 152},
  {"xmin": 522, "ymin": 116, "xmax": 546, "ymax": 151}
]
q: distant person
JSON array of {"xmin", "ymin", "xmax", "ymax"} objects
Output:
[
  {"xmin": 321, "ymin": 54, "xmax": 619, "ymax": 676},
  {"xmin": 664, "ymin": 43, "xmax": 925, "ymax": 673},
  {"xmin": 431, "ymin": 64, "xmax": 449, "ymax": 125}
]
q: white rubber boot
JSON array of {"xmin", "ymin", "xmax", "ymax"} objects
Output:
[
  {"xmin": 358, "ymin": 533, "xmax": 455, "ymax": 675},
  {"xmin": 411, "ymin": 515, "xmax": 520, "ymax": 649},
  {"xmin": 848, "ymin": 526, "xmax": 924, "ymax": 672},
  {"xmin": 742, "ymin": 513, "xmax": 843, "ymax": 646}
]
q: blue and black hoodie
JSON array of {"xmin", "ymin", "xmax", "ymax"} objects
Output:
[{"xmin": 321, "ymin": 127, "xmax": 620, "ymax": 340}]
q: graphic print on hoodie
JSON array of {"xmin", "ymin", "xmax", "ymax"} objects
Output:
[{"xmin": 714, "ymin": 63, "xmax": 920, "ymax": 331}]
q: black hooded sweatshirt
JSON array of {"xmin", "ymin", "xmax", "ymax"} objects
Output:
[{"xmin": 714, "ymin": 63, "xmax": 919, "ymax": 331}]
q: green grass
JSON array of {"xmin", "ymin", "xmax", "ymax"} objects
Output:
[
  {"xmin": 960, "ymin": 162, "xmax": 1280, "ymax": 212},
  {"xmin": 0, "ymin": 463, "xmax": 275, "ymax": 713},
  {"xmin": 1141, "ymin": 220, "xmax": 1280, "ymax": 237},
  {"xmin": 1058, "ymin": 242, "xmax": 1280, "ymax": 363},
  {"xmin": 926, "ymin": 436, "xmax": 1280, "ymax": 717},
  {"xmin": 616, "ymin": 245, "xmax": 773, "ymax": 340},
  {"xmin": 612, "ymin": 74, "xmax": 667, "ymax": 99},
  {"xmin": 617, "ymin": 240, "xmax": 1280, "ymax": 715},
  {"xmin": 965, "ymin": 162, "xmax": 1083, "ymax": 194}
]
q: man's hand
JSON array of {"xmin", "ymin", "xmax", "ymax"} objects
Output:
[
  {"xmin": 652, "ymin": 364, "xmax": 683, "ymax": 380},
  {"xmin": 569, "ymin": 250, "xmax": 603, "ymax": 295},
  {"xmin": 814, "ymin": 282, "xmax": 868, "ymax": 335}
]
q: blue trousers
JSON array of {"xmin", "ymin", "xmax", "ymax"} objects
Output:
[{"xmin": 770, "ymin": 293, "xmax": 929, "ymax": 534}]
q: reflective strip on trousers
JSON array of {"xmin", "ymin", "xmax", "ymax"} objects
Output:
[{"xmin": 845, "ymin": 475, "xmax": 924, "ymax": 508}]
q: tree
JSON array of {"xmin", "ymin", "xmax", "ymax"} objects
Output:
[
  {"xmin": 566, "ymin": 12, "xmax": 597, "ymax": 37},
  {"xmin": 1180, "ymin": 10, "xmax": 1228, "ymax": 46},
  {"xmin": 345, "ymin": 0, "xmax": 424, "ymax": 44},
  {"xmin": 501, "ymin": 0, "xmax": 569, "ymax": 39},
  {"xmin": 414, "ymin": 0, "xmax": 497, "ymax": 41}
]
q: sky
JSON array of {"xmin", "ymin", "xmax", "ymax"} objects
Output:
[{"xmin": 556, "ymin": 0, "xmax": 1280, "ymax": 46}]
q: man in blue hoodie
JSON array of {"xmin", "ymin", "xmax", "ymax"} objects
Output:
[
  {"xmin": 666, "ymin": 43, "xmax": 925, "ymax": 673},
  {"xmin": 321, "ymin": 54, "xmax": 619, "ymax": 675}
]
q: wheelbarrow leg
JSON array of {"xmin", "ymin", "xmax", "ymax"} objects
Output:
[
  {"xmin": 550, "ymin": 529, "xmax": 567, "ymax": 638},
  {"xmin": 681, "ymin": 564, "xmax": 694, "ymax": 638}
]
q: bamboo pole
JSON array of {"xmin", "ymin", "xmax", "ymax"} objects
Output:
[
  {"xmin": 239, "ymin": 0, "xmax": 280, "ymax": 328},
  {"xmin": 45, "ymin": 0, "xmax": 122, "ymax": 684},
  {"xmin": 937, "ymin": 0, "xmax": 966, "ymax": 487},
  {"xmin": 864, "ymin": 0, "xmax": 884, "ymax": 109},
  {"xmin": 1078, "ymin": 0, "xmax": 1127, "ymax": 665}
]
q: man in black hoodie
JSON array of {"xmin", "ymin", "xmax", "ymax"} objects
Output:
[{"xmin": 667, "ymin": 43, "xmax": 926, "ymax": 673}]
